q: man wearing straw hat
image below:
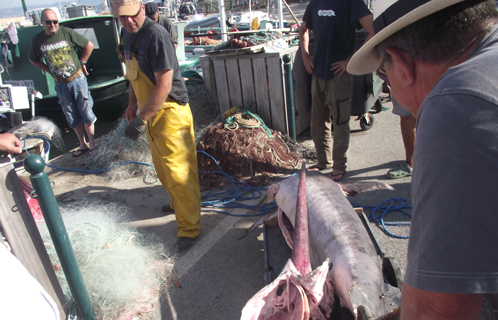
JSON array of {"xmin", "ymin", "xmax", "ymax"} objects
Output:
[
  {"xmin": 111, "ymin": 0, "xmax": 201, "ymax": 253},
  {"xmin": 348, "ymin": 0, "xmax": 498, "ymax": 319}
]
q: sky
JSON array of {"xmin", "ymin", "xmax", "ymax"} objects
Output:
[
  {"xmin": 0, "ymin": 0, "xmax": 101, "ymax": 9},
  {"xmin": 0, "ymin": 0, "xmax": 105, "ymax": 18}
]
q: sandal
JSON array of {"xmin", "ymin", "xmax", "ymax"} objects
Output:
[
  {"xmin": 386, "ymin": 162, "xmax": 412, "ymax": 179},
  {"xmin": 307, "ymin": 163, "xmax": 332, "ymax": 171},
  {"xmin": 72, "ymin": 148, "xmax": 89, "ymax": 157},
  {"xmin": 330, "ymin": 170, "xmax": 346, "ymax": 182},
  {"xmin": 88, "ymin": 149, "xmax": 96, "ymax": 156}
]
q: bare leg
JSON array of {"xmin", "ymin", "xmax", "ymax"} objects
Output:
[
  {"xmin": 386, "ymin": 114, "xmax": 416, "ymax": 179},
  {"xmin": 400, "ymin": 283, "xmax": 483, "ymax": 320},
  {"xmin": 73, "ymin": 123, "xmax": 89, "ymax": 150},
  {"xmin": 84, "ymin": 123, "xmax": 95, "ymax": 150},
  {"xmin": 400, "ymin": 115, "xmax": 416, "ymax": 168}
]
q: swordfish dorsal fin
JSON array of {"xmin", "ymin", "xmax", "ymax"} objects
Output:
[{"xmin": 337, "ymin": 181, "xmax": 394, "ymax": 197}]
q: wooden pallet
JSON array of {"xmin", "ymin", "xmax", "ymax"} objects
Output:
[{"xmin": 200, "ymin": 45, "xmax": 311, "ymax": 136}]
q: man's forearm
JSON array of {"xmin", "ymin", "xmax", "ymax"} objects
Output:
[
  {"xmin": 358, "ymin": 15, "xmax": 374, "ymax": 44},
  {"xmin": 80, "ymin": 41, "xmax": 94, "ymax": 63},
  {"xmin": 29, "ymin": 60, "xmax": 51, "ymax": 74},
  {"xmin": 139, "ymin": 84, "xmax": 170, "ymax": 121},
  {"xmin": 400, "ymin": 283, "xmax": 484, "ymax": 320},
  {"xmin": 299, "ymin": 27, "xmax": 310, "ymax": 58},
  {"xmin": 139, "ymin": 69, "xmax": 174, "ymax": 121},
  {"xmin": 128, "ymin": 83, "xmax": 138, "ymax": 109}
]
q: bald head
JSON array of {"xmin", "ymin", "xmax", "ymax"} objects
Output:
[
  {"xmin": 40, "ymin": 8, "xmax": 56, "ymax": 20},
  {"xmin": 40, "ymin": 8, "xmax": 59, "ymax": 36}
]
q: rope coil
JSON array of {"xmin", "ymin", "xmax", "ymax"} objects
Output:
[{"xmin": 223, "ymin": 106, "xmax": 273, "ymax": 139}]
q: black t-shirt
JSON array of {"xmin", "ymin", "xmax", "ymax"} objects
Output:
[
  {"xmin": 303, "ymin": 0, "xmax": 371, "ymax": 80},
  {"xmin": 123, "ymin": 18, "xmax": 188, "ymax": 104},
  {"xmin": 158, "ymin": 15, "xmax": 178, "ymax": 44}
]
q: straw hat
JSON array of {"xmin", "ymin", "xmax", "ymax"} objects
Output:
[
  {"xmin": 347, "ymin": 0, "xmax": 465, "ymax": 75},
  {"xmin": 110, "ymin": 0, "xmax": 142, "ymax": 18}
]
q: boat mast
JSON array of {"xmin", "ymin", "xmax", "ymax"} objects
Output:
[
  {"xmin": 276, "ymin": 0, "xmax": 283, "ymax": 30},
  {"xmin": 218, "ymin": 0, "xmax": 228, "ymax": 42},
  {"xmin": 20, "ymin": 0, "xmax": 28, "ymax": 15},
  {"xmin": 58, "ymin": 0, "xmax": 64, "ymax": 20}
]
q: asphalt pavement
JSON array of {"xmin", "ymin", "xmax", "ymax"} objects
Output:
[
  {"xmin": 34, "ymin": 4, "xmax": 412, "ymax": 319},
  {"xmin": 40, "ymin": 93, "xmax": 410, "ymax": 320}
]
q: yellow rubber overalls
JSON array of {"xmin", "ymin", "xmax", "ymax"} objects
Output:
[{"xmin": 124, "ymin": 57, "xmax": 201, "ymax": 239}]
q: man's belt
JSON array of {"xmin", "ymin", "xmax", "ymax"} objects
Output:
[{"xmin": 54, "ymin": 69, "xmax": 82, "ymax": 83}]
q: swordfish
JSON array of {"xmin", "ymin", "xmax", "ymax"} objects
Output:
[
  {"xmin": 241, "ymin": 164, "xmax": 335, "ymax": 319},
  {"xmin": 267, "ymin": 171, "xmax": 391, "ymax": 318},
  {"xmin": 242, "ymin": 172, "xmax": 393, "ymax": 319}
]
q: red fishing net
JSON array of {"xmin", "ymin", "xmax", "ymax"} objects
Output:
[{"xmin": 196, "ymin": 122, "xmax": 302, "ymax": 189}]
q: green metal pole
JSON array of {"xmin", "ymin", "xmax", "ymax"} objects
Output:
[
  {"xmin": 21, "ymin": 0, "xmax": 28, "ymax": 15},
  {"xmin": 283, "ymin": 53, "xmax": 296, "ymax": 140},
  {"xmin": 24, "ymin": 154, "xmax": 95, "ymax": 320}
]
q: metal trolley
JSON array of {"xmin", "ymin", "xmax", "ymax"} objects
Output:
[{"xmin": 351, "ymin": 31, "xmax": 385, "ymax": 131}]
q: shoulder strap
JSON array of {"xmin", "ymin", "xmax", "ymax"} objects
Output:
[
  {"xmin": 116, "ymin": 21, "xmax": 156, "ymax": 61},
  {"xmin": 116, "ymin": 28, "xmax": 125, "ymax": 62}
]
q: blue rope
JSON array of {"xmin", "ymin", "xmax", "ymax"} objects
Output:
[
  {"xmin": 198, "ymin": 151, "xmax": 277, "ymax": 216},
  {"xmin": 22, "ymin": 135, "xmax": 154, "ymax": 173},
  {"xmin": 22, "ymin": 136, "xmax": 410, "ymax": 236},
  {"xmin": 350, "ymin": 198, "xmax": 412, "ymax": 239},
  {"xmin": 21, "ymin": 136, "xmax": 276, "ymax": 215}
]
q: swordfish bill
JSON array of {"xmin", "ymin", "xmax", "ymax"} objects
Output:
[{"xmin": 292, "ymin": 163, "xmax": 311, "ymax": 275}]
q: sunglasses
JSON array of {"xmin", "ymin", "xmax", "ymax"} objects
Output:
[
  {"xmin": 119, "ymin": 4, "xmax": 142, "ymax": 18},
  {"xmin": 44, "ymin": 20, "xmax": 59, "ymax": 25}
]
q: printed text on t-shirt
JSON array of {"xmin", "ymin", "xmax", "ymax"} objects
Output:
[{"xmin": 318, "ymin": 10, "xmax": 335, "ymax": 17}]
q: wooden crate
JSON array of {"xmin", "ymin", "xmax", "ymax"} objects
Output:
[
  {"xmin": 200, "ymin": 45, "xmax": 311, "ymax": 136},
  {"xmin": 0, "ymin": 162, "xmax": 67, "ymax": 318}
]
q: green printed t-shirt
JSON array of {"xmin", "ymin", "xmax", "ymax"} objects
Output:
[{"xmin": 30, "ymin": 26, "xmax": 89, "ymax": 78}]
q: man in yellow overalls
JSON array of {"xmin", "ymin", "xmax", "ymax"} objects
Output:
[{"xmin": 111, "ymin": 0, "xmax": 201, "ymax": 253}]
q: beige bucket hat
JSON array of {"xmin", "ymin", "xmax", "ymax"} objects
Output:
[
  {"xmin": 110, "ymin": 0, "xmax": 142, "ymax": 18},
  {"xmin": 347, "ymin": 0, "xmax": 465, "ymax": 75}
]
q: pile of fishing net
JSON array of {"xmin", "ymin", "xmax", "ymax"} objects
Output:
[
  {"xmin": 83, "ymin": 118, "xmax": 156, "ymax": 182},
  {"xmin": 37, "ymin": 201, "xmax": 174, "ymax": 320},
  {"xmin": 196, "ymin": 107, "xmax": 302, "ymax": 188},
  {"xmin": 82, "ymin": 80, "xmax": 218, "ymax": 183},
  {"xmin": 8, "ymin": 116, "xmax": 64, "ymax": 156}
]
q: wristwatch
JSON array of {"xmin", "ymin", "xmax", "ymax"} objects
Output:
[{"xmin": 80, "ymin": 60, "xmax": 86, "ymax": 66}]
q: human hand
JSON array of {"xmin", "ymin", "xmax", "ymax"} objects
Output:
[
  {"xmin": 0, "ymin": 133, "xmax": 22, "ymax": 154},
  {"xmin": 124, "ymin": 116, "xmax": 146, "ymax": 140},
  {"xmin": 302, "ymin": 53, "xmax": 314, "ymax": 74},
  {"xmin": 330, "ymin": 59, "xmax": 350, "ymax": 76},
  {"xmin": 82, "ymin": 63, "xmax": 89, "ymax": 76},
  {"xmin": 357, "ymin": 305, "xmax": 400, "ymax": 320},
  {"xmin": 124, "ymin": 104, "xmax": 139, "ymax": 122}
]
